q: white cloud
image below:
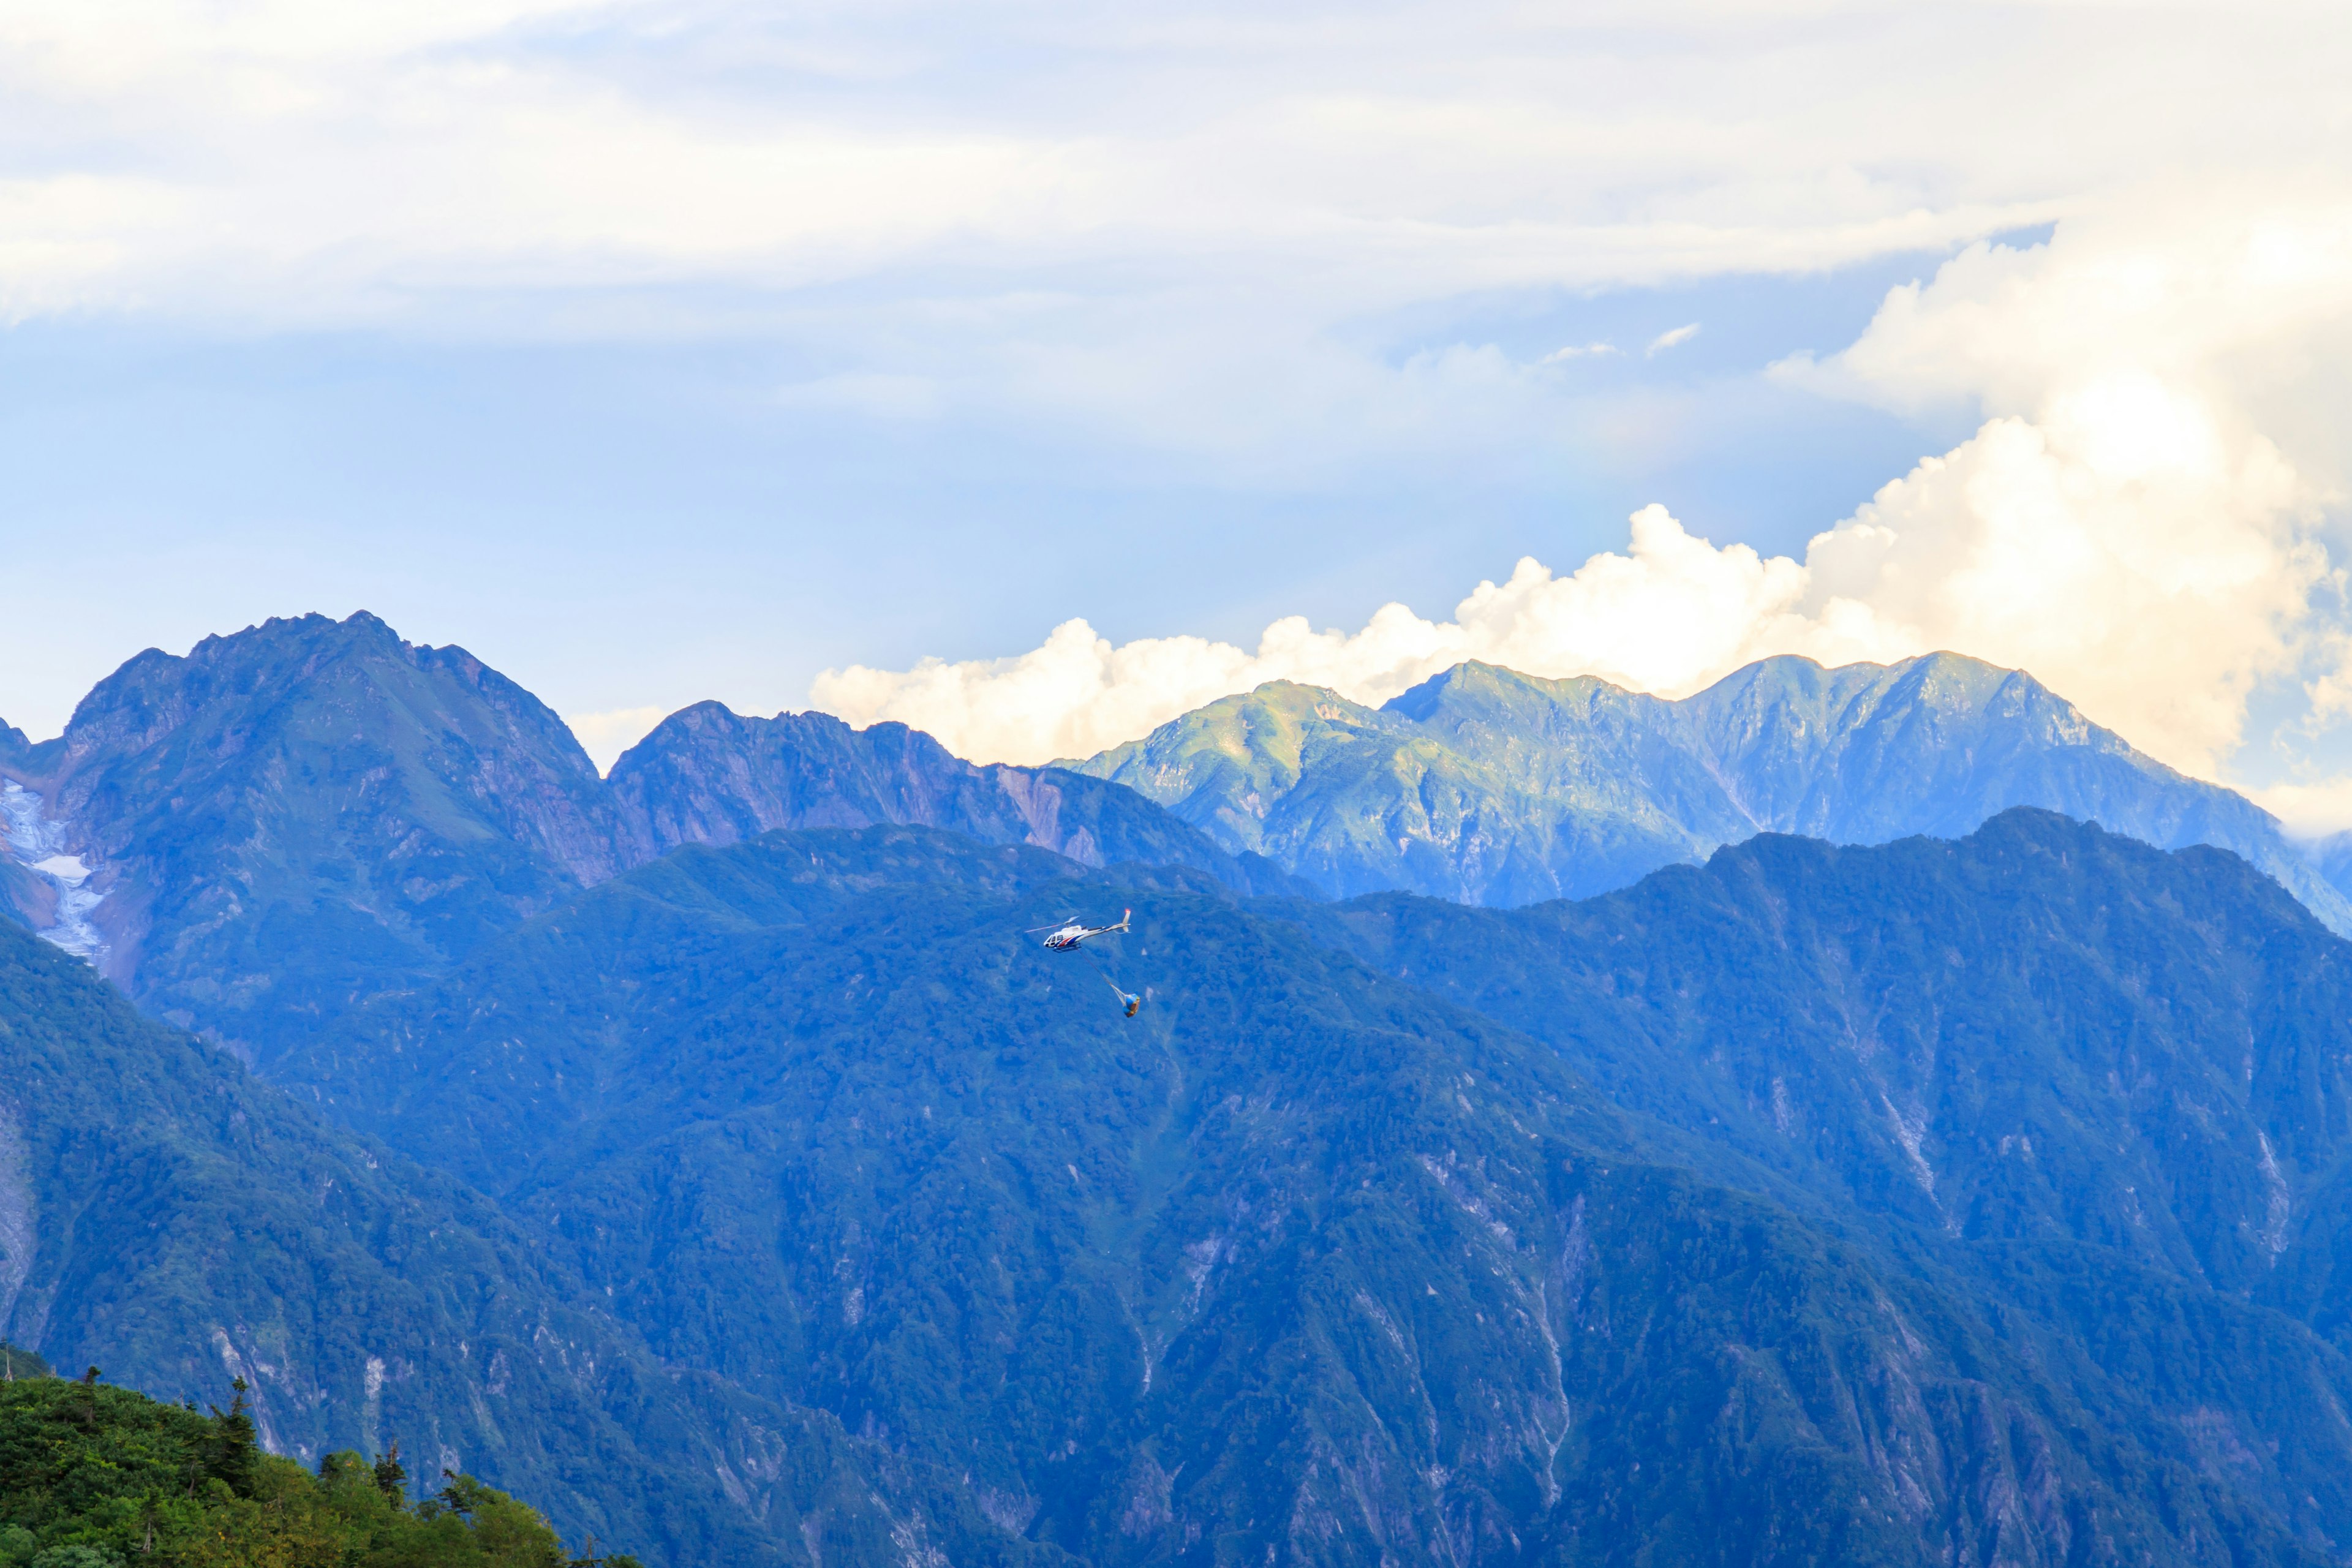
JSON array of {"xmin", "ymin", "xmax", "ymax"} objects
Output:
[
  {"xmin": 815, "ymin": 187, "xmax": 2352, "ymax": 782},
  {"xmin": 1, "ymin": 0, "xmax": 2346, "ymax": 498},
  {"xmin": 0, "ymin": 1, "xmax": 2340, "ymax": 341},
  {"xmin": 2250, "ymin": 780, "xmax": 2352, "ymax": 839},
  {"xmin": 1544, "ymin": 342, "xmax": 1618, "ymax": 361},
  {"xmin": 1646, "ymin": 323, "xmax": 1702, "ymax": 355},
  {"xmin": 6, "ymin": 3, "xmax": 2352, "ymax": 802},
  {"xmin": 811, "ymin": 506, "xmax": 1823, "ymax": 763}
]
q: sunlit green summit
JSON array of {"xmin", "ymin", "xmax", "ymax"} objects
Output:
[{"xmin": 1071, "ymin": 650, "xmax": 2352, "ymax": 925}]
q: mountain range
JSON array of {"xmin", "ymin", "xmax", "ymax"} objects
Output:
[
  {"xmin": 1072, "ymin": 652, "xmax": 2352, "ymax": 927},
  {"xmin": 6, "ymin": 613, "xmax": 2346, "ymax": 1069},
  {"xmin": 7, "ymin": 611, "xmax": 2352, "ymax": 1565},
  {"xmin": 0, "ymin": 914, "xmax": 1050, "ymax": 1567},
  {"xmin": 0, "ymin": 612, "xmax": 1292, "ymax": 1065}
]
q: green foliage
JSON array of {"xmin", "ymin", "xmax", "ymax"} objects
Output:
[
  {"xmin": 21, "ymin": 601, "xmax": 2352, "ymax": 1564},
  {"xmin": 1272, "ymin": 807, "xmax": 2352, "ymax": 1558},
  {"xmin": 0, "ymin": 1371, "xmax": 636, "ymax": 1568},
  {"xmin": 1, "ymin": 1344, "xmax": 53, "ymax": 1382},
  {"xmin": 4, "ymin": 612, "xmax": 1293, "ymax": 1077}
]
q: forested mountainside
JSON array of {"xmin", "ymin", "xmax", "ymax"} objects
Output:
[
  {"xmin": 0, "ymin": 1363, "xmax": 638, "ymax": 1566},
  {"xmin": 1072, "ymin": 653, "xmax": 2352, "ymax": 925},
  {"xmin": 0, "ymin": 918, "xmax": 1069, "ymax": 1568},
  {"xmin": 259, "ymin": 818, "xmax": 2352, "ymax": 1566},
  {"xmin": 1265, "ymin": 808, "xmax": 2352, "ymax": 1553},
  {"xmin": 605, "ymin": 700, "xmax": 1304, "ymax": 897}
]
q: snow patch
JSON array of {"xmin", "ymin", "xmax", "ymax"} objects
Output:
[{"xmin": 1, "ymin": 782, "xmax": 108, "ymax": 963}]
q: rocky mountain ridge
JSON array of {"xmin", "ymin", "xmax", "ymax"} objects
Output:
[
  {"xmin": 6, "ymin": 609, "xmax": 2349, "ymax": 1054},
  {"xmin": 1072, "ymin": 652, "xmax": 2352, "ymax": 928},
  {"xmin": 0, "ymin": 613, "xmax": 1279, "ymax": 1060}
]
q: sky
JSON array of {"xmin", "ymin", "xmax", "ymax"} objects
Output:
[{"xmin": 4, "ymin": 2, "xmax": 2352, "ymax": 826}]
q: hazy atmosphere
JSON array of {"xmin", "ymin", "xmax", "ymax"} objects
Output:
[
  {"xmin": 17, "ymin": 9, "xmax": 2352, "ymax": 1568},
  {"xmin": 6, "ymin": 2, "xmax": 2351, "ymax": 821}
]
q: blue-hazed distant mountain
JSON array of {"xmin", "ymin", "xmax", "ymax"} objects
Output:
[
  {"xmin": 606, "ymin": 699, "xmax": 1306, "ymax": 898},
  {"xmin": 0, "ymin": 613, "xmax": 1293, "ymax": 1063},
  {"xmin": 16, "ymin": 608, "xmax": 2352, "ymax": 1564},
  {"xmin": 1071, "ymin": 651, "xmax": 2352, "ymax": 929}
]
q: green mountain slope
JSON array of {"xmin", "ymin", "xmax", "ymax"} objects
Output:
[
  {"xmin": 1072, "ymin": 653, "xmax": 2352, "ymax": 929},
  {"xmin": 271, "ymin": 826, "xmax": 2329, "ymax": 1566},
  {"xmin": 0, "ymin": 916, "xmax": 1069, "ymax": 1568}
]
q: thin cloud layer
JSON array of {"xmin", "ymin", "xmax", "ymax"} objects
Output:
[{"xmin": 816, "ymin": 190, "xmax": 2352, "ymax": 791}]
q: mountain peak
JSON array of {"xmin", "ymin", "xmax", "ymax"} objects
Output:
[{"xmin": 1079, "ymin": 649, "xmax": 2352, "ymax": 925}]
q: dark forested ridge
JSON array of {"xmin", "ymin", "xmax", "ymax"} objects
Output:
[
  {"xmin": 0, "ymin": 612, "xmax": 1292, "ymax": 1066},
  {"xmin": 0, "ymin": 918, "xmax": 1077, "ymax": 1568},
  {"xmin": 256, "ymin": 820, "xmax": 2352, "ymax": 1565},
  {"xmin": 1267, "ymin": 808, "xmax": 2352, "ymax": 1556}
]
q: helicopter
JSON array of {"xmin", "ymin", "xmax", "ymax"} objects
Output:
[
  {"xmin": 1038, "ymin": 908, "xmax": 1131, "ymax": 951},
  {"xmin": 1030, "ymin": 909, "xmax": 1142, "ymax": 1017}
]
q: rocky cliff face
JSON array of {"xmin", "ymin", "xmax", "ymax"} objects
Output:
[
  {"xmin": 1077, "ymin": 652, "xmax": 2352, "ymax": 929},
  {"xmin": 0, "ymin": 614, "xmax": 622, "ymax": 1054}
]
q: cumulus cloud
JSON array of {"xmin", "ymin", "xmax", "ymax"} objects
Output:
[
  {"xmin": 1646, "ymin": 323, "xmax": 1702, "ymax": 355},
  {"xmin": 815, "ymin": 189, "xmax": 2352, "ymax": 780},
  {"xmin": 812, "ymin": 506, "xmax": 1827, "ymax": 763}
]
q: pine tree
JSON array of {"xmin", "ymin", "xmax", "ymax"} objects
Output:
[
  {"xmin": 374, "ymin": 1436, "xmax": 409, "ymax": 1502},
  {"xmin": 206, "ymin": 1377, "xmax": 259, "ymax": 1496}
]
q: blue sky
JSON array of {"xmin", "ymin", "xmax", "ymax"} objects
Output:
[
  {"xmin": 0, "ymin": 255, "xmax": 1958, "ymax": 731},
  {"xmin": 2, "ymin": 2, "xmax": 2349, "ymax": 823}
]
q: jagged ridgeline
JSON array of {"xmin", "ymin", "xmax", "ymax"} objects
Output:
[
  {"xmin": 0, "ymin": 612, "xmax": 1293, "ymax": 1065},
  {"xmin": 0, "ymin": 1362, "xmax": 639, "ymax": 1566},
  {"xmin": 1069, "ymin": 655, "xmax": 2352, "ymax": 922},
  {"xmin": 4, "ymin": 612, "xmax": 2350, "ymax": 1069}
]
